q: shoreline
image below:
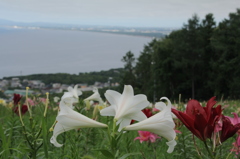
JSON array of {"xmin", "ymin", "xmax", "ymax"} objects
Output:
[{"xmin": 0, "ymin": 25, "xmax": 165, "ymax": 39}]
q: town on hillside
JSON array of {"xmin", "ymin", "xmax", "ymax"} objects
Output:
[{"xmin": 0, "ymin": 77, "xmax": 119, "ymax": 101}]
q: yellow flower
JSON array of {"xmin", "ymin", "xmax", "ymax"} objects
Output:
[
  {"xmin": 97, "ymin": 105, "xmax": 105, "ymax": 111},
  {"xmin": 7, "ymin": 102, "xmax": 14, "ymax": 108},
  {"xmin": 0, "ymin": 99, "xmax": 6, "ymax": 105}
]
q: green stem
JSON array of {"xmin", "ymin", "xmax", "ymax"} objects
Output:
[
  {"xmin": 112, "ymin": 118, "xmax": 117, "ymax": 137},
  {"xmin": 192, "ymin": 135, "xmax": 202, "ymax": 159},
  {"xmin": 110, "ymin": 119, "xmax": 118, "ymax": 159},
  {"xmin": 203, "ymin": 141, "xmax": 215, "ymax": 159},
  {"xmin": 18, "ymin": 104, "xmax": 24, "ymax": 126},
  {"xmin": 25, "ymin": 87, "xmax": 32, "ymax": 118},
  {"xmin": 43, "ymin": 92, "xmax": 49, "ymax": 117},
  {"xmin": 151, "ymin": 142, "xmax": 156, "ymax": 159},
  {"xmin": 226, "ymin": 144, "xmax": 234, "ymax": 159},
  {"xmin": 22, "ymin": 125, "xmax": 34, "ymax": 149}
]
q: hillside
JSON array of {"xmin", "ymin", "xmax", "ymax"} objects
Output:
[{"xmin": 3, "ymin": 68, "xmax": 124, "ymax": 85}]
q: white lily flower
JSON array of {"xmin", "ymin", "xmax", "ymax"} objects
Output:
[
  {"xmin": 100, "ymin": 85, "xmax": 149, "ymax": 131},
  {"xmin": 53, "ymin": 96, "xmax": 60, "ymax": 103},
  {"xmin": 155, "ymin": 101, "xmax": 177, "ymax": 119},
  {"xmin": 50, "ymin": 101, "xmax": 107, "ymax": 147},
  {"xmin": 124, "ymin": 97, "xmax": 177, "ymax": 153},
  {"xmin": 61, "ymin": 85, "xmax": 82, "ymax": 107},
  {"xmin": 84, "ymin": 87, "xmax": 104, "ymax": 105}
]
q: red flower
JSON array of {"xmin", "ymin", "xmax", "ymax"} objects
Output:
[
  {"xmin": 172, "ymin": 97, "xmax": 222, "ymax": 141},
  {"xmin": 220, "ymin": 115, "xmax": 240, "ymax": 143},
  {"xmin": 13, "ymin": 94, "xmax": 22, "ymax": 105},
  {"xmin": 142, "ymin": 108, "xmax": 153, "ymax": 118},
  {"xmin": 13, "ymin": 105, "xmax": 28, "ymax": 115}
]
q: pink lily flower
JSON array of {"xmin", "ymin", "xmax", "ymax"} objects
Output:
[
  {"xmin": 27, "ymin": 98, "xmax": 35, "ymax": 106},
  {"xmin": 134, "ymin": 131, "xmax": 160, "ymax": 143},
  {"xmin": 225, "ymin": 113, "xmax": 240, "ymax": 125},
  {"xmin": 231, "ymin": 135, "xmax": 240, "ymax": 155}
]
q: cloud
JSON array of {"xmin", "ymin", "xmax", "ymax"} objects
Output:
[{"xmin": 0, "ymin": 0, "xmax": 238, "ymax": 27}]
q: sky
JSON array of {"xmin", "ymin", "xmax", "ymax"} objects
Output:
[{"xmin": 0, "ymin": 0, "xmax": 239, "ymax": 27}]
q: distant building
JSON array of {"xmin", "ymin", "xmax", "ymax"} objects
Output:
[
  {"xmin": 11, "ymin": 78, "xmax": 21, "ymax": 87},
  {"xmin": 78, "ymin": 83, "xmax": 88, "ymax": 88},
  {"xmin": 52, "ymin": 83, "xmax": 61, "ymax": 89},
  {"xmin": 0, "ymin": 80, "xmax": 9, "ymax": 90},
  {"xmin": 80, "ymin": 87, "xmax": 94, "ymax": 92},
  {"xmin": 60, "ymin": 84, "xmax": 70, "ymax": 91},
  {"xmin": 28, "ymin": 80, "xmax": 45, "ymax": 89}
]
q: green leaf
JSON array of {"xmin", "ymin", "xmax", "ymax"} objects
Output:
[
  {"xmin": 93, "ymin": 149, "xmax": 114, "ymax": 158},
  {"xmin": 119, "ymin": 152, "xmax": 141, "ymax": 159},
  {"xmin": 0, "ymin": 123, "xmax": 10, "ymax": 158},
  {"xmin": 42, "ymin": 117, "xmax": 48, "ymax": 158}
]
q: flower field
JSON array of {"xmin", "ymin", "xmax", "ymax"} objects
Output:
[{"xmin": 0, "ymin": 85, "xmax": 240, "ymax": 159}]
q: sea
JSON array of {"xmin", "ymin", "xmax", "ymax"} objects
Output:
[{"xmin": 0, "ymin": 27, "xmax": 152, "ymax": 79}]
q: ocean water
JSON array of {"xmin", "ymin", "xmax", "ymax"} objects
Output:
[{"xmin": 0, "ymin": 28, "xmax": 152, "ymax": 78}]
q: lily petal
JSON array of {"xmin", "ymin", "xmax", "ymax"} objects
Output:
[
  {"xmin": 130, "ymin": 111, "xmax": 148, "ymax": 122},
  {"xmin": 104, "ymin": 90, "xmax": 121, "ymax": 107},
  {"xmin": 50, "ymin": 101, "xmax": 107, "ymax": 147},
  {"xmin": 155, "ymin": 100, "xmax": 177, "ymax": 118},
  {"xmin": 117, "ymin": 118, "xmax": 132, "ymax": 132},
  {"xmin": 115, "ymin": 95, "xmax": 149, "ymax": 120},
  {"xmin": 100, "ymin": 104, "xmax": 116, "ymax": 116},
  {"xmin": 166, "ymin": 140, "xmax": 177, "ymax": 153},
  {"xmin": 84, "ymin": 87, "xmax": 104, "ymax": 104},
  {"xmin": 50, "ymin": 122, "xmax": 72, "ymax": 147},
  {"xmin": 62, "ymin": 85, "xmax": 82, "ymax": 103}
]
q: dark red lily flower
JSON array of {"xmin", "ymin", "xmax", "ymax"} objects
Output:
[
  {"xmin": 142, "ymin": 108, "xmax": 153, "ymax": 118},
  {"xmin": 13, "ymin": 94, "xmax": 22, "ymax": 105},
  {"xmin": 220, "ymin": 115, "xmax": 240, "ymax": 143},
  {"xmin": 13, "ymin": 105, "xmax": 28, "ymax": 115},
  {"xmin": 172, "ymin": 97, "xmax": 222, "ymax": 141}
]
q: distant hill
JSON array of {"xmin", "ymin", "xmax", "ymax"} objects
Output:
[{"xmin": 3, "ymin": 68, "xmax": 124, "ymax": 85}]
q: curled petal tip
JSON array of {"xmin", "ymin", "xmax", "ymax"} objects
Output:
[
  {"xmin": 166, "ymin": 139, "xmax": 177, "ymax": 153},
  {"xmin": 159, "ymin": 97, "xmax": 171, "ymax": 107},
  {"xmin": 160, "ymin": 97, "xmax": 169, "ymax": 101},
  {"xmin": 50, "ymin": 136, "xmax": 63, "ymax": 147}
]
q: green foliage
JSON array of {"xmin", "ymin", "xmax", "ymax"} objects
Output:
[{"xmin": 0, "ymin": 90, "xmax": 7, "ymax": 99}]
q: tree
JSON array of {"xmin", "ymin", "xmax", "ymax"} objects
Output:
[
  {"xmin": 182, "ymin": 14, "xmax": 202, "ymax": 99},
  {"xmin": 121, "ymin": 51, "xmax": 136, "ymax": 88},
  {"xmin": 211, "ymin": 9, "xmax": 240, "ymax": 98},
  {"xmin": 135, "ymin": 39, "xmax": 157, "ymax": 101},
  {"xmin": 195, "ymin": 13, "xmax": 216, "ymax": 99}
]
